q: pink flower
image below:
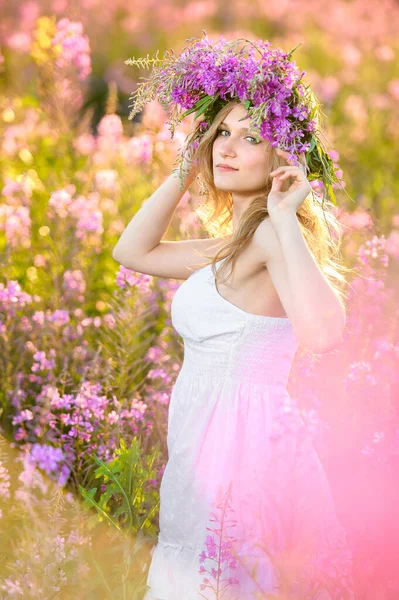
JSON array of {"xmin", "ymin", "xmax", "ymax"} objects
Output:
[
  {"xmin": 5, "ymin": 32, "xmax": 31, "ymax": 52},
  {"xmin": 387, "ymin": 79, "xmax": 399, "ymax": 101},
  {"xmin": 0, "ymin": 205, "xmax": 32, "ymax": 249},
  {"xmin": 94, "ymin": 169, "xmax": 119, "ymax": 193},
  {"xmin": 48, "ymin": 188, "xmax": 74, "ymax": 219},
  {"xmin": 123, "ymin": 135, "xmax": 153, "ymax": 165},
  {"xmin": 62, "ymin": 270, "xmax": 86, "ymax": 302},
  {"xmin": 116, "ymin": 266, "xmax": 152, "ymax": 291},
  {"xmin": 73, "ymin": 132, "xmax": 96, "ymax": 154},
  {"xmin": 97, "ymin": 114, "xmax": 123, "ymax": 140},
  {"xmin": 53, "ymin": 18, "xmax": 92, "ymax": 81},
  {"xmin": 0, "ymin": 280, "xmax": 33, "ymax": 311},
  {"xmin": 385, "ymin": 230, "xmax": 399, "ymax": 259},
  {"xmin": 108, "ymin": 411, "xmax": 119, "ymax": 425}
]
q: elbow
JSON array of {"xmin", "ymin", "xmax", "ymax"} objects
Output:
[
  {"xmin": 312, "ymin": 334, "xmax": 344, "ymax": 354},
  {"xmin": 303, "ymin": 330, "xmax": 344, "ymax": 354},
  {"xmin": 112, "ymin": 248, "xmax": 119, "ymax": 262},
  {"xmin": 112, "ymin": 245, "xmax": 123, "ymax": 263},
  {"xmin": 299, "ymin": 307, "xmax": 346, "ymax": 354},
  {"xmin": 297, "ymin": 318, "xmax": 345, "ymax": 354}
]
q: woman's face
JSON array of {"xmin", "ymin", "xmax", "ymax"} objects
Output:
[{"xmin": 212, "ymin": 103, "xmax": 270, "ymax": 198}]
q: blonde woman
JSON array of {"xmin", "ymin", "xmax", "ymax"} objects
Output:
[{"xmin": 113, "ymin": 97, "xmax": 355, "ymax": 599}]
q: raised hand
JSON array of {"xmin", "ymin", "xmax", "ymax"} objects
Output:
[
  {"xmin": 179, "ymin": 113, "xmax": 204, "ymax": 183},
  {"xmin": 268, "ymin": 149, "xmax": 311, "ymax": 218}
]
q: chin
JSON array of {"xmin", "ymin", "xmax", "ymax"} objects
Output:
[{"xmin": 214, "ymin": 182, "xmax": 234, "ymax": 192}]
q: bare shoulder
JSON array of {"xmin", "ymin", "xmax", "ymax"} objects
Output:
[
  {"xmin": 113, "ymin": 236, "xmax": 227, "ymax": 280},
  {"xmin": 252, "ymin": 217, "xmax": 282, "ymax": 266}
]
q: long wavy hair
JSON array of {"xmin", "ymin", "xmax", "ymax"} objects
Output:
[{"xmin": 189, "ymin": 99, "xmax": 353, "ymax": 310}]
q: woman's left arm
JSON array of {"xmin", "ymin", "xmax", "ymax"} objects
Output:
[
  {"xmin": 271, "ymin": 210, "xmax": 345, "ymax": 353},
  {"xmin": 267, "ymin": 148, "xmax": 346, "ymax": 353}
]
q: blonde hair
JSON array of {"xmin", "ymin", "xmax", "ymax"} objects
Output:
[{"xmin": 190, "ymin": 99, "xmax": 353, "ymax": 311}]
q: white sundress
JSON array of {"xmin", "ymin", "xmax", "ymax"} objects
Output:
[{"xmin": 143, "ymin": 258, "xmax": 356, "ymax": 600}]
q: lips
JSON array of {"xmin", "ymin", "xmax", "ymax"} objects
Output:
[{"xmin": 216, "ymin": 164, "xmax": 238, "ymax": 171}]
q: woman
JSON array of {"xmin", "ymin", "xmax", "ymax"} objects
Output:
[{"xmin": 115, "ymin": 36, "xmax": 356, "ymax": 600}]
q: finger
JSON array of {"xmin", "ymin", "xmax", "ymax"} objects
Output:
[
  {"xmin": 276, "ymin": 148, "xmax": 290, "ymax": 157},
  {"xmin": 277, "ymin": 148, "xmax": 307, "ymax": 170},
  {"xmin": 189, "ymin": 113, "xmax": 201, "ymax": 129},
  {"xmin": 194, "ymin": 113, "xmax": 204, "ymax": 125},
  {"xmin": 276, "ymin": 172, "xmax": 299, "ymax": 180},
  {"xmin": 271, "ymin": 166, "xmax": 299, "ymax": 170},
  {"xmin": 276, "ymin": 171, "xmax": 307, "ymax": 182},
  {"xmin": 271, "ymin": 172, "xmax": 285, "ymax": 191},
  {"xmin": 276, "ymin": 148, "xmax": 295, "ymax": 163},
  {"xmin": 270, "ymin": 166, "xmax": 301, "ymax": 174}
]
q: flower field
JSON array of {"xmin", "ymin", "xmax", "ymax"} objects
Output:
[{"xmin": 0, "ymin": 1, "xmax": 399, "ymax": 598}]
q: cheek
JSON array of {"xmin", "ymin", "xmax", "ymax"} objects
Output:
[
  {"xmin": 212, "ymin": 140, "xmax": 219, "ymax": 157},
  {"xmin": 244, "ymin": 154, "xmax": 267, "ymax": 174},
  {"xmin": 212, "ymin": 138, "xmax": 222, "ymax": 151},
  {"xmin": 253, "ymin": 150, "xmax": 269, "ymax": 173}
]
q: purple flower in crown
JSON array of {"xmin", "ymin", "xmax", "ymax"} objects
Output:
[
  {"xmin": 171, "ymin": 87, "xmax": 201, "ymax": 110},
  {"xmin": 125, "ymin": 31, "xmax": 344, "ymax": 207},
  {"xmin": 198, "ymin": 120, "xmax": 210, "ymax": 133}
]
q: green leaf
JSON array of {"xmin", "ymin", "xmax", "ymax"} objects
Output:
[
  {"xmin": 79, "ymin": 485, "xmax": 122, "ymax": 531},
  {"xmin": 287, "ymin": 42, "xmax": 304, "ymax": 59},
  {"xmin": 79, "ymin": 437, "xmax": 162, "ymax": 536}
]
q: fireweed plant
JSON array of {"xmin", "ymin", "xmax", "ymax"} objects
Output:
[{"xmin": 125, "ymin": 31, "xmax": 348, "ymax": 209}]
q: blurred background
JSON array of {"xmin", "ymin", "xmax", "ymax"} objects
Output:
[{"xmin": 0, "ymin": 1, "xmax": 398, "ymax": 598}]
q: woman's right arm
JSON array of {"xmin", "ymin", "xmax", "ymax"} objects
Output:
[
  {"xmin": 112, "ymin": 114, "xmax": 200, "ymax": 262},
  {"xmin": 112, "ymin": 169, "xmax": 225, "ymax": 280},
  {"xmin": 112, "ymin": 115, "xmax": 226, "ymax": 280},
  {"xmin": 112, "ymin": 114, "xmax": 226, "ymax": 279},
  {"xmin": 112, "ymin": 169, "xmax": 195, "ymax": 262}
]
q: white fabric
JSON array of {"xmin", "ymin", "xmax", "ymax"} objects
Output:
[{"xmin": 144, "ymin": 258, "xmax": 355, "ymax": 600}]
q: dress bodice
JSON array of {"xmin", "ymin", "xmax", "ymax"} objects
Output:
[{"xmin": 171, "ymin": 260, "xmax": 299, "ymax": 387}]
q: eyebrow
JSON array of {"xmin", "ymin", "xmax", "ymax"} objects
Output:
[
  {"xmin": 219, "ymin": 121, "xmax": 258, "ymax": 135},
  {"xmin": 220, "ymin": 121, "xmax": 250, "ymax": 131}
]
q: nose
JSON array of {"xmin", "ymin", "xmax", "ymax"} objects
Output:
[{"xmin": 219, "ymin": 137, "xmax": 237, "ymax": 157}]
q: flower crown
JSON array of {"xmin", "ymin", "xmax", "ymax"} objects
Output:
[{"xmin": 125, "ymin": 31, "xmax": 342, "ymax": 207}]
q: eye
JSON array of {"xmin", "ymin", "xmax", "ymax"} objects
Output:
[{"xmin": 216, "ymin": 128, "xmax": 260, "ymax": 144}]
